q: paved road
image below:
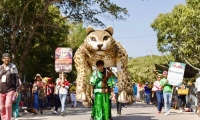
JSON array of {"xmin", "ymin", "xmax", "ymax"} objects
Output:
[{"xmin": 18, "ymin": 102, "xmax": 200, "ymax": 120}]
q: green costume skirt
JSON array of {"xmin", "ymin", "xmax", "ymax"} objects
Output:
[{"xmin": 91, "ymin": 92, "xmax": 111, "ymax": 120}]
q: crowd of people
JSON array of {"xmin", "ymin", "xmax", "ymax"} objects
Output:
[
  {"xmin": 1, "ymin": 52, "xmax": 200, "ymax": 120},
  {"xmin": 141, "ymin": 71, "xmax": 199, "ymax": 116},
  {"xmin": 32, "ymin": 73, "xmax": 77, "ymax": 116},
  {"xmin": 0, "ymin": 52, "xmax": 78, "ymax": 120}
]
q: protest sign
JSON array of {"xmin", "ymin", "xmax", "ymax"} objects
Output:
[
  {"xmin": 55, "ymin": 47, "xmax": 72, "ymax": 73},
  {"xmin": 167, "ymin": 62, "xmax": 186, "ymax": 86}
]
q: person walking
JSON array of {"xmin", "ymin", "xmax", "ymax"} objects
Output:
[
  {"xmin": 160, "ymin": 71, "xmax": 172, "ymax": 116},
  {"xmin": 52, "ymin": 78, "xmax": 61, "ymax": 115},
  {"xmin": 12, "ymin": 79, "xmax": 22, "ymax": 120},
  {"xmin": 57, "ymin": 73, "xmax": 70, "ymax": 116},
  {"xmin": 46, "ymin": 78, "xmax": 54, "ymax": 110},
  {"xmin": 70, "ymin": 82, "xmax": 77, "ymax": 108},
  {"xmin": 195, "ymin": 72, "xmax": 200, "ymax": 117},
  {"xmin": 114, "ymin": 78, "xmax": 121, "ymax": 115},
  {"xmin": 133, "ymin": 82, "xmax": 137, "ymax": 105},
  {"xmin": 152, "ymin": 74, "xmax": 163, "ymax": 114},
  {"xmin": 90, "ymin": 60, "xmax": 115, "ymax": 120},
  {"xmin": 0, "ymin": 53, "xmax": 20, "ymax": 120},
  {"xmin": 176, "ymin": 84, "xmax": 187, "ymax": 113},
  {"xmin": 144, "ymin": 82, "xmax": 151, "ymax": 105},
  {"xmin": 32, "ymin": 74, "xmax": 45, "ymax": 115}
]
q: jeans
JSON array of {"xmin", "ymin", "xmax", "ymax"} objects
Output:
[
  {"xmin": 54, "ymin": 94, "xmax": 61, "ymax": 111},
  {"xmin": 145, "ymin": 93, "xmax": 151, "ymax": 105},
  {"xmin": 178, "ymin": 95, "xmax": 186, "ymax": 109},
  {"xmin": 70, "ymin": 93, "xmax": 77, "ymax": 106},
  {"xmin": 156, "ymin": 90, "xmax": 163, "ymax": 111},
  {"xmin": 59, "ymin": 94, "xmax": 67, "ymax": 113},
  {"xmin": 115, "ymin": 93, "xmax": 121, "ymax": 114},
  {"xmin": 46, "ymin": 93, "xmax": 53, "ymax": 108},
  {"xmin": 0, "ymin": 91, "xmax": 15, "ymax": 120},
  {"xmin": 163, "ymin": 92, "xmax": 172, "ymax": 112},
  {"xmin": 33, "ymin": 91, "xmax": 44, "ymax": 110}
]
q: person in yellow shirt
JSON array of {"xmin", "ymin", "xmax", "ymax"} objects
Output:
[{"xmin": 70, "ymin": 82, "xmax": 77, "ymax": 108}]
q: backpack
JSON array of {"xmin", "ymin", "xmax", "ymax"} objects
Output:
[{"xmin": 38, "ymin": 88, "xmax": 45, "ymax": 99}]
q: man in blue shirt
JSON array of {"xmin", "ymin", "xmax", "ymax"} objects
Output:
[
  {"xmin": 144, "ymin": 82, "xmax": 151, "ymax": 105},
  {"xmin": 114, "ymin": 78, "xmax": 121, "ymax": 115}
]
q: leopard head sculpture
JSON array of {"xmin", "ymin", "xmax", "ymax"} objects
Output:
[{"xmin": 84, "ymin": 27, "xmax": 116, "ymax": 54}]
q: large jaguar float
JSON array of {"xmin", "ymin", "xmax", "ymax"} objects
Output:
[{"xmin": 74, "ymin": 26, "xmax": 134, "ymax": 107}]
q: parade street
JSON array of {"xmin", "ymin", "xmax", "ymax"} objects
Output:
[{"xmin": 19, "ymin": 102, "xmax": 199, "ymax": 120}]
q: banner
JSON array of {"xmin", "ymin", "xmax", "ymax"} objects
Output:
[
  {"xmin": 55, "ymin": 47, "xmax": 72, "ymax": 73},
  {"xmin": 167, "ymin": 62, "xmax": 186, "ymax": 86}
]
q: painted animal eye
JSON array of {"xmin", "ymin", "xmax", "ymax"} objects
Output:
[
  {"xmin": 103, "ymin": 36, "xmax": 109, "ymax": 41},
  {"xmin": 91, "ymin": 37, "xmax": 96, "ymax": 41}
]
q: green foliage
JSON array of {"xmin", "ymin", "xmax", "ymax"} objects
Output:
[
  {"xmin": 151, "ymin": 0, "xmax": 200, "ymax": 70},
  {"xmin": 128, "ymin": 55, "xmax": 174, "ymax": 84},
  {"xmin": 0, "ymin": 0, "xmax": 128, "ymax": 81},
  {"xmin": 64, "ymin": 23, "xmax": 86, "ymax": 83}
]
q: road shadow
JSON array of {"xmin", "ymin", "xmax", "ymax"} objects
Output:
[
  {"xmin": 20, "ymin": 102, "xmax": 92, "ymax": 118},
  {"xmin": 113, "ymin": 114, "xmax": 158, "ymax": 120}
]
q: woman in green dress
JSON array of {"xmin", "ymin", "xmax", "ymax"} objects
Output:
[{"xmin": 90, "ymin": 60, "xmax": 115, "ymax": 120}]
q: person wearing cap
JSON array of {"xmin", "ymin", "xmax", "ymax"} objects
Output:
[
  {"xmin": 144, "ymin": 82, "xmax": 151, "ymax": 105},
  {"xmin": 152, "ymin": 74, "xmax": 163, "ymax": 114},
  {"xmin": 160, "ymin": 71, "xmax": 172, "ymax": 116},
  {"xmin": 57, "ymin": 73, "xmax": 70, "ymax": 116},
  {"xmin": 70, "ymin": 81, "xmax": 77, "ymax": 108},
  {"xmin": 32, "ymin": 74, "xmax": 45, "ymax": 115},
  {"xmin": 0, "ymin": 53, "xmax": 20, "ymax": 120}
]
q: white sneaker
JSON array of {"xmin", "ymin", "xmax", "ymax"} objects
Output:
[
  {"xmin": 165, "ymin": 112, "xmax": 168, "ymax": 116},
  {"xmin": 53, "ymin": 111, "xmax": 58, "ymax": 114},
  {"xmin": 167, "ymin": 111, "xmax": 170, "ymax": 115},
  {"xmin": 179, "ymin": 109, "xmax": 183, "ymax": 113}
]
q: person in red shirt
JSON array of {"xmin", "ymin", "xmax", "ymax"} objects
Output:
[{"xmin": 46, "ymin": 78, "xmax": 54, "ymax": 110}]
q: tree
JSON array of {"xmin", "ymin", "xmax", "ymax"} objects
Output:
[
  {"xmin": 151, "ymin": 0, "xmax": 200, "ymax": 71},
  {"xmin": 128, "ymin": 55, "xmax": 174, "ymax": 84},
  {"xmin": 0, "ymin": 0, "xmax": 128, "ymax": 79}
]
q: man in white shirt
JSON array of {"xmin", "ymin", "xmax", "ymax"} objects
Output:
[
  {"xmin": 195, "ymin": 72, "xmax": 200, "ymax": 117},
  {"xmin": 57, "ymin": 73, "xmax": 70, "ymax": 116}
]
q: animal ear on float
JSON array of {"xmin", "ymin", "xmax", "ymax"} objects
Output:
[
  {"xmin": 105, "ymin": 26, "xmax": 113, "ymax": 36},
  {"xmin": 86, "ymin": 27, "xmax": 95, "ymax": 35}
]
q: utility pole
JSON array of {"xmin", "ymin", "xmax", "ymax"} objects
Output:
[
  {"xmin": 146, "ymin": 49, "xmax": 156, "ymax": 58},
  {"xmin": 146, "ymin": 49, "xmax": 157, "ymax": 71}
]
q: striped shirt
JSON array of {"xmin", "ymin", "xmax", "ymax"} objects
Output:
[{"xmin": 152, "ymin": 80, "xmax": 162, "ymax": 91}]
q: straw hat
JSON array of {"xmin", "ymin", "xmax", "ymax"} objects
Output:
[{"xmin": 34, "ymin": 74, "xmax": 42, "ymax": 80}]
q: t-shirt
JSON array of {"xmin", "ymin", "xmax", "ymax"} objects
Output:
[
  {"xmin": 144, "ymin": 86, "xmax": 151, "ymax": 94},
  {"xmin": 195, "ymin": 77, "xmax": 200, "ymax": 92},
  {"xmin": 114, "ymin": 85, "xmax": 118, "ymax": 94},
  {"xmin": 160, "ymin": 78, "xmax": 172, "ymax": 93},
  {"xmin": 133, "ymin": 85, "xmax": 137, "ymax": 95}
]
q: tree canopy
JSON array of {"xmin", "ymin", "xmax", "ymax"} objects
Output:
[
  {"xmin": 0, "ymin": 0, "xmax": 128, "ymax": 80},
  {"xmin": 151, "ymin": 0, "xmax": 200, "ymax": 71},
  {"xmin": 128, "ymin": 55, "xmax": 174, "ymax": 84}
]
